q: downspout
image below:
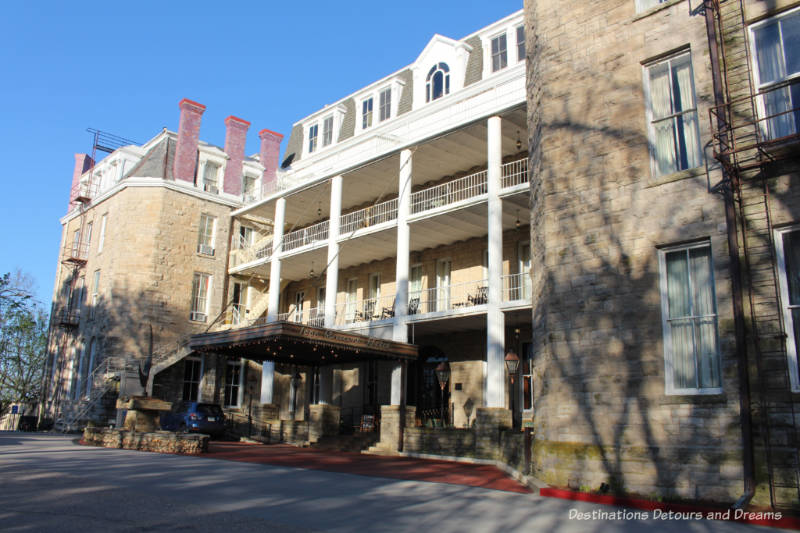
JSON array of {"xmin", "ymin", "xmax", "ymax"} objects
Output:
[{"xmin": 703, "ymin": 0, "xmax": 755, "ymax": 508}]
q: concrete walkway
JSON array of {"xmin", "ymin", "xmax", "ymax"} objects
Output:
[{"xmin": 0, "ymin": 432, "xmax": 784, "ymax": 532}]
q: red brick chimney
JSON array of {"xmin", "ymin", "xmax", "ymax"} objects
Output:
[
  {"xmin": 222, "ymin": 116, "xmax": 250, "ymax": 196},
  {"xmin": 68, "ymin": 153, "xmax": 94, "ymax": 211},
  {"xmin": 173, "ymin": 98, "xmax": 206, "ymax": 183},
  {"xmin": 259, "ymin": 129, "xmax": 284, "ymax": 194}
]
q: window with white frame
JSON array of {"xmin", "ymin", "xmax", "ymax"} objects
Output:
[
  {"xmin": 183, "ymin": 356, "xmax": 203, "ymax": 401},
  {"xmin": 379, "ymin": 88, "xmax": 392, "ymax": 122},
  {"xmin": 202, "ymin": 162, "xmax": 220, "ymax": 193},
  {"xmin": 72, "ymin": 228, "xmax": 81, "ymax": 256},
  {"xmin": 491, "ymin": 33, "xmax": 508, "ymax": 72},
  {"xmin": 293, "ymin": 291, "xmax": 305, "ymax": 323},
  {"xmin": 308, "ymin": 123, "xmax": 318, "ymax": 153},
  {"xmin": 197, "ymin": 214, "xmax": 216, "ymax": 256},
  {"xmin": 243, "ymin": 174, "xmax": 258, "ymax": 202},
  {"xmin": 362, "ymin": 98, "xmax": 374, "ymax": 129},
  {"xmin": 231, "ymin": 282, "xmax": 247, "ymax": 325},
  {"xmin": 224, "ymin": 359, "xmax": 243, "ymax": 407},
  {"xmin": 366, "ymin": 273, "xmax": 380, "ymax": 318},
  {"xmin": 84, "ymin": 338, "xmax": 97, "ymax": 397},
  {"xmin": 239, "ymin": 225, "xmax": 254, "ymax": 249},
  {"xmin": 410, "ymin": 264, "xmax": 422, "ymax": 314},
  {"xmin": 426, "ymin": 63, "xmax": 450, "ymax": 102},
  {"xmin": 658, "ymin": 243, "xmax": 721, "ymax": 394},
  {"xmin": 322, "ymin": 115, "xmax": 334, "ymax": 147},
  {"xmin": 98, "ymin": 214, "xmax": 107, "ymax": 253},
  {"xmin": 636, "ymin": 0, "xmax": 669, "ymax": 12},
  {"xmin": 190, "ymin": 272, "xmax": 211, "ymax": 322},
  {"xmin": 90, "ymin": 270, "xmax": 100, "ymax": 319},
  {"xmin": 775, "ymin": 226, "xmax": 800, "ymax": 391},
  {"xmin": 346, "ymin": 278, "xmax": 358, "ymax": 321},
  {"xmin": 644, "ymin": 51, "xmax": 702, "ymax": 177},
  {"xmin": 521, "ymin": 342, "xmax": 533, "ymax": 411},
  {"xmin": 516, "ymin": 26, "xmax": 525, "ymax": 62},
  {"xmin": 84, "ymin": 221, "xmax": 93, "ymax": 247},
  {"xmin": 750, "ymin": 7, "xmax": 800, "ymax": 141}
]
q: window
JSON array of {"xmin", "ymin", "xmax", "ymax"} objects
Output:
[
  {"xmin": 72, "ymin": 228, "xmax": 81, "ymax": 256},
  {"xmin": 202, "ymin": 162, "xmax": 220, "ymax": 193},
  {"xmin": 243, "ymin": 175, "xmax": 258, "ymax": 202},
  {"xmin": 84, "ymin": 338, "xmax": 97, "ymax": 397},
  {"xmin": 379, "ymin": 88, "xmax": 392, "ymax": 122},
  {"xmin": 239, "ymin": 225, "xmax": 254, "ymax": 249},
  {"xmin": 346, "ymin": 278, "xmax": 358, "ymax": 322},
  {"xmin": 435, "ymin": 259, "xmax": 451, "ymax": 311},
  {"xmin": 224, "ymin": 359, "xmax": 243, "ymax": 407},
  {"xmin": 518, "ymin": 242, "xmax": 532, "ymax": 300},
  {"xmin": 293, "ymin": 291, "xmax": 305, "ymax": 323},
  {"xmin": 231, "ymin": 282, "xmax": 247, "ymax": 325},
  {"xmin": 98, "ymin": 214, "xmax": 107, "ymax": 253},
  {"xmin": 636, "ymin": 0, "xmax": 669, "ymax": 12},
  {"xmin": 322, "ymin": 116, "xmax": 334, "ymax": 147},
  {"xmin": 658, "ymin": 243, "xmax": 721, "ymax": 394},
  {"xmin": 521, "ymin": 343, "xmax": 533, "ymax": 411},
  {"xmin": 308, "ymin": 123, "xmax": 318, "ymax": 153},
  {"xmin": 410, "ymin": 264, "xmax": 422, "ymax": 314},
  {"xmin": 362, "ymin": 98, "xmax": 374, "ymax": 129},
  {"xmin": 84, "ymin": 221, "xmax": 93, "ymax": 246},
  {"xmin": 426, "ymin": 63, "xmax": 450, "ymax": 102},
  {"xmin": 750, "ymin": 8, "xmax": 800, "ymax": 140},
  {"xmin": 644, "ymin": 52, "xmax": 701, "ymax": 177},
  {"xmin": 516, "ymin": 26, "xmax": 525, "ymax": 63},
  {"xmin": 183, "ymin": 356, "xmax": 203, "ymax": 401},
  {"xmin": 366, "ymin": 273, "xmax": 380, "ymax": 318},
  {"xmin": 197, "ymin": 214, "xmax": 216, "ymax": 256},
  {"xmin": 190, "ymin": 273, "xmax": 211, "ymax": 322},
  {"xmin": 775, "ymin": 227, "xmax": 800, "ymax": 391},
  {"xmin": 76, "ymin": 344, "xmax": 88, "ymax": 401},
  {"xmin": 491, "ymin": 33, "xmax": 508, "ymax": 72},
  {"xmin": 90, "ymin": 270, "xmax": 100, "ymax": 319}
]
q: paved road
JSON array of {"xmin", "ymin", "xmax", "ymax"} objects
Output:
[{"xmin": 0, "ymin": 432, "xmax": 783, "ymax": 532}]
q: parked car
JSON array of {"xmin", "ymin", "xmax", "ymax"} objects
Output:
[{"xmin": 160, "ymin": 402, "xmax": 226, "ymax": 439}]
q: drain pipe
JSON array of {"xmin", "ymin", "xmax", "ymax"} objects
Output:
[{"xmin": 703, "ymin": 0, "xmax": 755, "ymax": 509}]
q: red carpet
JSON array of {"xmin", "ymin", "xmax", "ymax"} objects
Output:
[{"xmin": 205, "ymin": 442, "xmax": 531, "ymax": 494}]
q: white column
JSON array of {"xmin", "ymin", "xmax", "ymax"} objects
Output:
[
  {"xmin": 393, "ymin": 148, "xmax": 412, "ymax": 343},
  {"xmin": 266, "ymin": 197, "xmax": 286, "ymax": 323},
  {"xmin": 325, "ymin": 176, "xmax": 342, "ymax": 327},
  {"xmin": 486, "ymin": 115, "xmax": 506, "ymax": 408},
  {"xmin": 260, "ymin": 361, "xmax": 274, "ymax": 404},
  {"xmin": 390, "ymin": 363, "xmax": 402, "ymax": 405}
]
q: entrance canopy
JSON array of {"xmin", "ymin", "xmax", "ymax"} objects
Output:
[{"xmin": 190, "ymin": 321, "xmax": 419, "ymax": 365}]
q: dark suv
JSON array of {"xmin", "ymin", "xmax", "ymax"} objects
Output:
[{"xmin": 160, "ymin": 402, "xmax": 226, "ymax": 439}]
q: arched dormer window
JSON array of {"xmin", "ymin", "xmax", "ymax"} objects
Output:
[{"xmin": 426, "ymin": 62, "xmax": 450, "ymax": 103}]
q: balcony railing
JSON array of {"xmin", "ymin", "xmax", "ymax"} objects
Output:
[
  {"xmin": 411, "ymin": 169, "xmax": 488, "ymax": 214},
  {"xmin": 333, "ymin": 293, "xmax": 398, "ymax": 326},
  {"xmin": 501, "ymin": 158, "xmax": 529, "ymax": 188},
  {"xmin": 502, "ymin": 273, "xmax": 531, "ymax": 302},
  {"xmin": 59, "ymin": 308, "xmax": 81, "ymax": 327},
  {"xmin": 283, "ymin": 220, "xmax": 329, "ymax": 252},
  {"xmin": 340, "ymin": 198, "xmax": 398, "ymax": 234},
  {"xmin": 229, "ymin": 233, "xmax": 273, "ymax": 268},
  {"xmin": 71, "ymin": 178, "xmax": 99, "ymax": 204},
  {"xmin": 414, "ymin": 279, "xmax": 489, "ymax": 314},
  {"xmin": 63, "ymin": 241, "xmax": 89, "ymax": 263}
]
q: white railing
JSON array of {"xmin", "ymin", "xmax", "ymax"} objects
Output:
[
  {"xmin": 277, "ymin": 312, "xmax": 291, "ymax": 322},
  {"xmin": 414, "ymin": 279, "xmax": 488, "ymax": 314},
  {"xmin": 230, "ymin": 233, "xmax": 273, "ymax": 267},
  {"xmin": 71, "ymin": 177, "xmax": 99, "ymax": 203},
  {"xmin": 333, "ymin": 293, "xmax": 398, "ymax": 326},
  {"xmin": 411, "ymin": 170, "xmax": 488, "ymax": 214},
  {"xmin": 282, "ymin": 220, "xmax": 330, "ymax": 252},
  {"xmin": 64, "ymin": 241, "xmax": 89, "ymax": 262},
  {"xmin": 502, "ymin": 273, "xmax": 532, "ymax": 302},
  {"xmin": 340, "ymin": 198, "xmax": 398, "ymax": 234},
  {"xmin": 231, "ymin": 303, "xmax": 245, "ymax": 325},
  {"xmin": 502, "ymin": 158, "xmax": 528, "ymax": 188}
]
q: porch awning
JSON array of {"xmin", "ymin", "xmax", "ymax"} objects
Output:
[{"xmin": 189, "ymin": 321, "xmax": 418, "ymax": 365}]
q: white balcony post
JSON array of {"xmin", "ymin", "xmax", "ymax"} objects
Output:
[
  {"xmin": 325, "ymin": 176, "xmax": 342, "ymax": 327},
  {"xmin": 393, "ymin": 149, "xmax": 412, "ymax": 343},
  {"xmin": 260, "ymin": 362, "xmax": 274, "ymax": 404},
  {"xmin": 486, "ymin": 115, "xmax": 505, "ymax": 408},
  {"xmin": 266, "ymin": 197, "xmax": 286, "ymax": 323}
]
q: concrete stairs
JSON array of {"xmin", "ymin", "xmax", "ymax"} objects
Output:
[{"xmin": 310, "ymin": 432, "xmax": 379, "ymax": 453}]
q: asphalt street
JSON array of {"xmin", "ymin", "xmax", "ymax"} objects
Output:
[{"xmin": 0, "ymin": 432, "xmax": 785, "ymax": 532}]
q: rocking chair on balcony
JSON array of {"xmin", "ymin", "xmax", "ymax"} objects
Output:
[{"xmin": 468, "ymin": 286, "xmax": 488, "ymax": 305}]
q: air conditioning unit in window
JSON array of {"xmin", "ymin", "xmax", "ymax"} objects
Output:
[
  {"xmin": 190, "ymin": 312, "xmax": 207, "ymax": 322},
  {"xmin": 203, "ymin": 183, "xmax": 219, "ymax": 194},
  {"xmin": 197, "ymin": 244, "xmax": 215, "ymax": 256}
]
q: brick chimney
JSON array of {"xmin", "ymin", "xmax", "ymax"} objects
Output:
[
  {"xmin": 173, "ymin": 98, "xmax": 206, "ymax": 183},
  {"xmin": 222, "ymin": 116, "xmax": 250, "ymax": 196},
  {"xmin": 68, "ymin": 153, "xmax": 94, "ymax": 211},
  {"xmin": 259, "ymin": 129, "xmax": 284, "ymax": 194}
]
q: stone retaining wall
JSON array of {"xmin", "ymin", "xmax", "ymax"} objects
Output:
[{"xmin": 82, "ymin": 427, "xmax": 208, "ymax": 455}]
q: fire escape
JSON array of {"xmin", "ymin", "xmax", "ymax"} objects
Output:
[{"xmin": 705, "ymin": 0, "xmax": 800, "ymax": 510}]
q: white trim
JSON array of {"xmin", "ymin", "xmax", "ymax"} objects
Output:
[{"xmin": 774, "ymin": 225, "xmax": 800, "ymax": 392}]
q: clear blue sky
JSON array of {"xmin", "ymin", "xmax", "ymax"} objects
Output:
[{"xmin": 0, "ymin": 1, "xmax": 522, "ymax": 307}]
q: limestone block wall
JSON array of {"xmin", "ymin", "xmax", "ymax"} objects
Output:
[{"xmin": 525, "ymin": 0, "xmax": 744, "ymax": 502}]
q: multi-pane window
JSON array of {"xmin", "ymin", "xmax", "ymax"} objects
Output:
[
  {"xmin": 516, "ymin": 26, "xmax": 525, "ymax": 62},
  {"xmin": 98, "ymin": 214, "xmax": 107, "ymax": 253},
  {"xmin": 658, "ymin": 243, "xmax": 721, "ymax": 394},
  {"xmin": 238, "ymin": 225, "xmax": 254, "ymax": 249},
  {"xmin": 322, "ymin": 116, "xmax": 334, "ymax": 147},
  {"xmin": 308, "ymin": 124, "xmax": 318, "ymax": 153},
  {"xmin": 84, "ymin": 221, "xmax": 93, "ymax": 246},
  {"xmin": 197, "ymin": 214, "xmax": 216, "ymax": 256},
  {"xmin": 293, "ymin": 291, "xmax": 305, "ymax": 323},
  {"xmin": 190, "ymin": 272, "xmax": 211, "ymax": 322},
  {"xmin": 435, "ymin": 259, "xmax": 451, "ymax": 311},
  {"xmin": 775, "ymin": 227, "xmax": 800, "ymax": 391},
  {"xmin": 362, "ymin": 98, "xmax": 374, "ymax": 129},
  {"xmin": 224, "ymin": 359, "xmax": 243, "ymax": 407},
  {"xmin": 346, "ymin": 278, "xmax": 358, "ymax": 322},
  {"xmin": 491, "ymin": 33, "xmax": 508, "ymax": 72},
  {"xmin": 202, "ymin": 162, "xmax": 220, "ymax": 193},
  {"xmin": 90, "ymin": 270, "xmax": 100, "ymax": 319},
  {"xmin": 231, "ymin": 282, "xmax": 247, "ymax": 325},
  {"xmin": 750, "ymin": 8, "xmax": 800, "ymax": 140},
  {"xmin": 243, "ymin": 175, "xmax": 257, "ymax": 201},
  {"xmin": 426, "ymin": 63, "xmax": 450, "ymax": 102},
  {"xmin": 636, "ymin": 0, "xmax": 669, "ymax": 12},
  {"xmin": 645, "ymin": 52, "xmax": 701, "ymax": 177},
  {"xmin": 409, "ymin": 264, "xmax": 422, "ymax": 314},
  {"xmin": 366, "ymin": 273, "xmax": 380, "ymax": 318},
  {"xmin": 183, "ymin": 356, "xmax": 203, "ymax": 401},
  {"xmin": 521, "ymin": 343, "xmax": 533, "ymax": 411},
  {"xmin": 379, "ymin": 88, "xmax": 391, "ymax": 122}
]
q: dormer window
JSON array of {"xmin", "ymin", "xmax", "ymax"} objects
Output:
[
  {"xmin": 426, "ymin": 63, "xmax": 450, "ymax": 102},
  {"xmin": 491, "ymin": 33, "xmax": 508, "ymax": 72},
  {"xmin": 202, "ymin": 162, "xmax": 220, "ymax": 194},
  {"xmin": 379, "ymin": 88, "xmax": 392, "ymax": 121},
  {"xmin": 242, "ymin": 174, "xmax": 258, "ymax": 202},
  {"xmin": 308, "ymin": 124, "xmax": 318, "ymax": 153},
  {"xmin": 362, "ymin": 98, "xmax": 374, "ymax": 129},
  {"xmin": 516, "ymin": 26, "xmax": 525, "ymax": 62},
  {"xmin": 322, "ymin": 116, "xmax": 334, "ymax": 146}
]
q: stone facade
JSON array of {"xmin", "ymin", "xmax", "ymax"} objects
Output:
[{"xmin": 82, "ymin": 427, "xmax": 208, "ymax": 454}]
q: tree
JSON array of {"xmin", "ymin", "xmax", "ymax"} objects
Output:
[{"xmin": 0, "ymin": 271, "xmax": 46, "ymax": 416}]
